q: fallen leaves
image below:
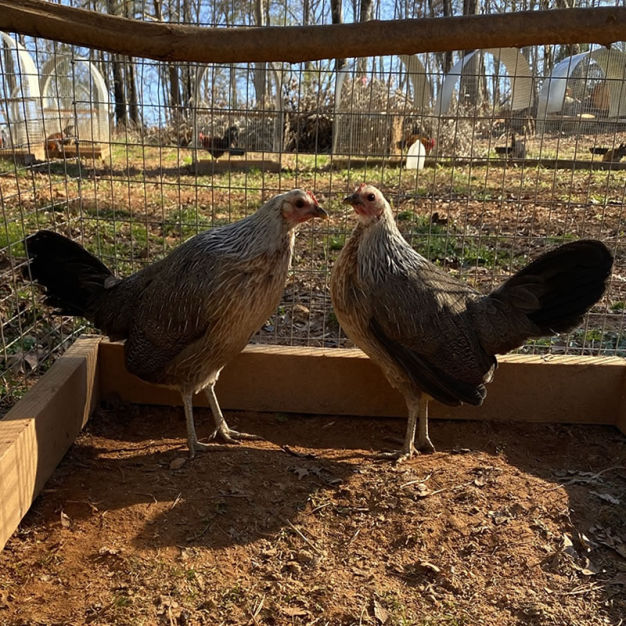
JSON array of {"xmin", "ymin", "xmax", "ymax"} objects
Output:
[{"xmin": 59, "ymin": 511, "xmax": 71, "ymax": 529}]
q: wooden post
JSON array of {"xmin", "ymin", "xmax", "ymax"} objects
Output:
[{"xmin": 0, "ymin": 336, "xmax": 101, "ymax": 551}]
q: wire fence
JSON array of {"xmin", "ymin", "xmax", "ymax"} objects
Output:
[{"xmin": 2, "ymin": 10, "xmax": 626, "ymax": 413}]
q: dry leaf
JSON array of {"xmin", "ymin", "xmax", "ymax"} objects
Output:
[
  {"xmin": 579, "ymin": 558, "xmax": 599, "ymax": 576},
  {"xmin": 418, "ymin": 561, "xmax": 441, "ymax": 574},
  {"xmin": 281, "ymin": 606, "xmax": 308, "ymax": 617},
  {"xmin": 60, "ymin": 511, "xmax": 71, "ymax": 528},
  {"xmin": 415, "ymin": 483, "xmax": 431, "ymax": 497},
  {"xmin": 373, "ymin": 600, "xmax": 390, "ymax": 624},
  {"xmin": 169, "ymin": 457, "xmax": 187, "ymax": 470}
]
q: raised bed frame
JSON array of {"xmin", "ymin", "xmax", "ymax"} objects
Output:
[{"xmin": 1, "ymin": 335, "xmax": 625, "ymax": 550}]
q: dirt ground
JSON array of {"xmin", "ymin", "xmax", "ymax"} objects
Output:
[{"xmin": 0, "ymin": 405, "xmax": 625, "ymax": 625}]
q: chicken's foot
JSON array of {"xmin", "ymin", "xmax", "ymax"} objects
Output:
[{"xmin": 204, "ymin": 385, "xmax": 262, "ymax": 444}]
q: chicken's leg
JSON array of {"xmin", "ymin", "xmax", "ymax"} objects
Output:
[
  {"xmin": 204, "ymin": 384, "xmax": 261, "ymax": 443},
  {"xmin": 380, "ymin": 393, "xmax": 435, "ymax": 462},
  {"xmin": 415, "ymin": 394, "xmax": 435, "ymax": 453},
  {"xmin": 182, "ymin": 392, "xmax": 212, "ymax": 458}
]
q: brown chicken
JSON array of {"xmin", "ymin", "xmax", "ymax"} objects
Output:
[
  {"xmin": 397, "ymin": 134, "xmax": 435, "ymax": 155},
  {"xmin": 26, "ymin": 190, "xmax": 327, "ymax": 457},
  {"xmin": 330, "ymin": 184, "xmax": 612, "ymax": 460},
  {"xmin": 46, "ymin": 123, "xmax": 76, "ymax": 156},
  {"xmin": 198, "ymin": 126, "xmax": 244, "ymax": 159}
]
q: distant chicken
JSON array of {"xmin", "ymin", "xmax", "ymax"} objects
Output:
[
  {"xmin": 602, "ymin": 142, "xmax": 626, "ymax": 162},
  {"xmin": 0, "ymin": 126, "xmax": 8, "ymax": 149},
  {"xmin": 397, "ymin": 134, "xmax": 435, "ymax": 171},
  {"xmin": 46, "ymin": 123, "xmax": 76, "ymax": 155},
  {"xmin": 198, "ymin": 125, "xmax": 244, "ymax": 159},
  {"xmin": 495, "ymin": 133, "xmax": 526, "ymax": 159},
  {"xmin": 26, "ymin": 190, "xmax": 327, "ymax": 457},
  {"xmin": 330, "ymin": 184, "xmax": 612, "ymax": 460}
]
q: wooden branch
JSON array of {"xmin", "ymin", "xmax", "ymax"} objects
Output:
[{"xmin": 0, "ymin": 1, "xmax": 624, "ymax": 63}]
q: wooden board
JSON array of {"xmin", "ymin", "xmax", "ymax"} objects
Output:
[
  {"xmin": 330, "ymin": 156, "xmax": 626, "ymax": 171},
  {"xmin": 45, "ymin": 143, "xmax": 103, "ymax": 160},
  {"xmin": 97, "ymin": 341, "xmax": 626, "ymax": 428},
  {"xmin": 0, "ymin": 336, "xmax": 101, "ymax": 551},
  {"xmin": 190, "ymin": 158, "xmax": 282, "ymax": 175},
  {"xmin": 0, "ymin": 148, "xmax": 38, "ymax": 165}
]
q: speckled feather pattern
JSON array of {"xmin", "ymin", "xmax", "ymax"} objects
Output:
[
  {"xmin": 330, "ymin": 190, "xmax": 612, "ymax": 407},
  {"xmin": 91, "ymin": 195, "xmax": 299, "ymax": 392}
]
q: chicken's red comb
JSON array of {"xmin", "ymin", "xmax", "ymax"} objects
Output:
[
  {"xmin": 306, "ymin": 190, "xmax": 318, "ymax": 204},
  {"xmin": 357, "ymin": 182, "xmax": 367, "ymax": 191}
]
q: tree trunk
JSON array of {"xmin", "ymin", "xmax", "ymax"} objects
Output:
[
  {"xmin": 2, "ymin": 39, "xmax": 17, "ymax": 95},
  {"xmin": 459, "ymin": 0, "xmax": 481, "ymax": 109},
  {"xmin": 356, "ymin": 0, "xmax": 373, "ymax": 75},
  {"xmin": 253, "ymin": 0, "xmax": 267, "ymax": 106},
  {"xmin": 126, "ymin": 59, "xmax": 140, "ymax": 127},
  {"xmin": 441, "ymin": 0, "xmax": 453, "ymax": 73},
  {"xmin": 154, "ymin": 0, "xmax": 181, "ymax": 122},
  {"xmin": 330, "ymin": 0, "xmax": 345, "ymax": 71},
  {"xmin": 107, "ymin": 0, "xmax": 127, "ymax": 127},
  {"xmin": 181, "ymin": 0, "xmax": 193, "ymax": 115}
]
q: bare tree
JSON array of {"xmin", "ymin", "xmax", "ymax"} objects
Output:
[
  {"xmin": 356, "ymin": 0, "xmax": 374, "ymax": 74},
  {"xmin": 331, "ymin": 0, "xmax": 346, "ymax": 71},
  {"xmin": 253, "ymin": 0, "xmax": 267, "ymax": 105}
]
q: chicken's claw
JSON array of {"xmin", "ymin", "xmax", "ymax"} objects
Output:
[{"xmin": 209, "ymin": 426, "xmax": 263, "ymax": 444}]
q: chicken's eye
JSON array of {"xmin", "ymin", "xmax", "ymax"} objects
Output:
[
  {"xmin": 367, "ymin": 193, "xmax": 375, "ymax": 202},
  {"xmin": 295, "ymin": 199, "xmax": 306, "ymax": 209}
]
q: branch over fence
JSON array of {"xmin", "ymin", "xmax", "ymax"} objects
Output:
[{"xmin": 1, "ymin": 0, "xmax": 625, "ymax": 63}]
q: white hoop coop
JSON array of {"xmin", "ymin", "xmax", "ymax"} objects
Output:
[
  {"xmin": 0, "ymin": 32, "xmax": 44, "ymax": 158},
  {"xmin": 536, "ymin": 48, "xmax": 626, "ymax": 134},
  {"xmin": 39, "ymin": 54, "xmax": 110, "ymax": 159}
]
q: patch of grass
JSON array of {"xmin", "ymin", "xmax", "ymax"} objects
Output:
[
  {"xmin": 162, "ymin": 206, "xmax": 212, "ymax": 239},
  {"xmin": 328, "ymin": 234, "xmax": 346, "ymax": 251},
  {"xmin": 219, "ymin": 583, "xmax": 246, "ymax": 608},
  {"xmin": 404, "ymin": 216, "xmax": 509, "ymax": 269}
]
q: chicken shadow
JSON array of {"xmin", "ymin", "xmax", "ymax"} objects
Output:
[
  {"xmin": 44, "ymin": 404, "xmax": 362, "ymax": 551},
  {"xmin": 33, "ymin": 402, "xmax": 625, "ymax": 623}
]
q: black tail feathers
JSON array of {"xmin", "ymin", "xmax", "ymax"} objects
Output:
[
  {"xmin": 494, "ymin": 239, "xmax": 613, "ymax": 335},
  {"xmin": 25, "ymin": 230, "xmax": 113, "ymax": 318}
]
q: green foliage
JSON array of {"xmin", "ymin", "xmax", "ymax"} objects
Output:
[
  {"xmin": 0, "ymin": 221, "xmax": 27, "ymax": 257},
  {"xmin": 403, "ymin": 215, "xmax": 514, "ymax": 269},
  {"xmin": 328, "ymin": 234, "xmax": 346, "ymax": 250}
]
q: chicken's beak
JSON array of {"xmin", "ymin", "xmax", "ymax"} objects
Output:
[
  {"xmin": 343, "ymin": 193, "xmax": 362, "ymax": 207},
  {"xmin": 312, "ymin": 204, "xmax": 328, "ymax": 219}
]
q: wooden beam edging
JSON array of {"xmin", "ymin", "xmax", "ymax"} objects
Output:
[
  {"xmin": 1, "ymin": 336, "xmax": 624, "ymax": 550},
  {"xmin": 0, "ymin": 335, "xmax": 101, "ymax": 551},
  {"xmin": 98, "ymin": 341, "xmax": 626, "ymax": 431},
  {"xmin": 330, "ymin": 157, "xmax": 626, "ymax": 171},
  {"xmin": 1, "ymin": 2, "xmax": 625, "ymax": 64}
]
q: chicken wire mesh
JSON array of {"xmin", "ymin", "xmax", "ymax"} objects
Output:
[{"xmin": 1, "ymin": 3, "xmax": 626, "ymax": 414}]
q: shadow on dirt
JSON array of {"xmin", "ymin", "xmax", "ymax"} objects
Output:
[{"xmin": 19, "ymin": 403, "xmax": 626, "ymax": 623}]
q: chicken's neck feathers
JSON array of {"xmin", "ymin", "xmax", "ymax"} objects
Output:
[
  {"xmin": 356, "ymin": 210, "xmax": 427, "ymax": 285},
  {"xmin": 187, "ymin": 208, "xmax": 294, "ymax": 260}
]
